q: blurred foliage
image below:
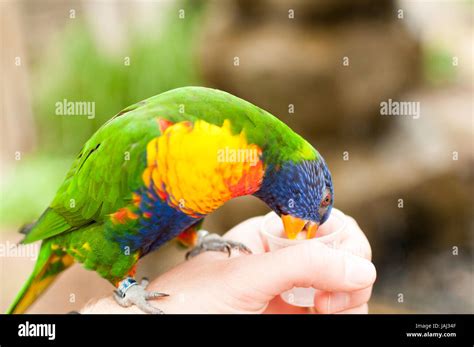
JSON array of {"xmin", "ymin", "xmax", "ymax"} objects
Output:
[
  {"xmin": 423, "ymin": 45, "xmax": 458, "ymax": 86},
  {"xmin": 1, "ymin": 1, "xmax": 205, "ymax": 227},
  {"xmin": 33, "ymin": 0, "xmax": 204, "ymax": 155},
  {"xmin": 0, "ymin": 155, "xmax": 73, "ymax": 226}
]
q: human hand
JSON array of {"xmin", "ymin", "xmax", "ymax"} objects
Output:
[{"xmin": 81, "ymin": 209, "xmax": 376, "ymax": 314}]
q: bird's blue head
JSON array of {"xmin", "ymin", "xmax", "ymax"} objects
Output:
[{"xmin": 254, "ymin": 156, "xmax": 334, "ymax": 239}]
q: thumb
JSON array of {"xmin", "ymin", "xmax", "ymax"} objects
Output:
[{"xmin": 230, "ymin": 241, "xmax": 376, "ymax": 298}]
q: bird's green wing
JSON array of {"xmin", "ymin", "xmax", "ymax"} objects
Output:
[{"xmin": 22, "ymin": 102, "xmax": 161, "ymax": 244}]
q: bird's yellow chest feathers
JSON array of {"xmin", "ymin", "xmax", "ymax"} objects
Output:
[{"xmin": 143, "ymin": 119, "xmax": 264, "ymax": 216}]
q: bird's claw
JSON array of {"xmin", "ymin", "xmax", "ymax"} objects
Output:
[
  {"xmin": 186, "ymin": 231, "xmax": 252, "ymax": 260},
  {"xmin": 113, "ymin": 277, "xmax": 168, "ymax": 314}
]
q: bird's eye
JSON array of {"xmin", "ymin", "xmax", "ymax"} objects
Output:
[{"xmin": 321, "ymin": 193, "xmax": 331, "ymax": 207}]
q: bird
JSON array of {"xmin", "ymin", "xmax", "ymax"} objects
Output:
[{"xmin": 7, "ymin": 86, "xmax": 334, "ymax": 314}]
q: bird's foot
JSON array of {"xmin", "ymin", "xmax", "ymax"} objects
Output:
[
  {"xmin": 113, "ymin": 277, "xmax": 168, "ymax": 314},
  {"xmin": 186, "ymin": 230, "xmax": 252, "ymax": 260}
]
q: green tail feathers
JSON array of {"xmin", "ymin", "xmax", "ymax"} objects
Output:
[{"xmin": 6, "ymin": 241, "xmax": 74, "ymax": 314}]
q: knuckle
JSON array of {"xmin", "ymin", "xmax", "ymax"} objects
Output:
[
  {"xmin": 345, "ymin": 215, "xmax": 372, "ymax": 261},
  {"xmin": 346, "ymin": 215, "xmax": 358, "ymax": 226},
  {"xmin": 307, "ymin": 242, "xmax": 344, "ymax": 290},
  {"xmin": 365, "ymin": 243, "xmax": 373, "ymax": 261}
]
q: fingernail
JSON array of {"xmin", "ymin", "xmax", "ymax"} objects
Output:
[
  {"xmin": 346, "ymin": 257, "xmax": 376, "ymax": 286},
  {"xmin": 328, "ymin": 292, "xmax": 350, "ymax": 313}
]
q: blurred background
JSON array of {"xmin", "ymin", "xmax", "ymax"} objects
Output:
[{"xmin": 0, "ymin": 0, "xmax": 472, "ymax": 313}]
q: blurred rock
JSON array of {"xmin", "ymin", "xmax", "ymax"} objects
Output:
[{"xmin": 199, "ymin": 0, "xmax": 420, "ymax": 142}]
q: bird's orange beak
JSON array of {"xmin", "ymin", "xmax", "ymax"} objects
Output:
[{"xmin": 281, "ymin": 215, "xmax": 319, "ymax": 240}]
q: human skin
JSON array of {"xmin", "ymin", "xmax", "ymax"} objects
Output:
[{"xmin": 81, "ymin": 209, "xmax": 376, "ymax": 314}]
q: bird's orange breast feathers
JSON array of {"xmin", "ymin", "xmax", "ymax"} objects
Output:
[{"xmin": 142, "ymin": 119, "xmax": 265, "ymax": 217}]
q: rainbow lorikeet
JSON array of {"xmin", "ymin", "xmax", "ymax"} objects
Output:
[{"xmin": 7, "ymin": 87, "xmax": 334, "ymax": 314}]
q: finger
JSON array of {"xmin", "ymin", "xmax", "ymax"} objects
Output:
[
  {"xmin": 314, "ymin": 287, "xmax": 373, "ymax": 314},
  {"xmin": 230, "ymin": 240, "xmax": 376, "ymax": 297},
  {"xmin": 223, "ymin": 216, "xmax": 266, "ymax": 254},
  {"xmin": 335, "ymin": 303, "xmax": 368, "ymax": 314},
  {"xmin": 339, "ymin": 215, "xmax": 372, "ymax": 261}
]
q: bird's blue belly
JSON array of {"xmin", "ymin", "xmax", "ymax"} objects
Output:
[{"xmin": 110, "ymin": 186, "xmax": 200, "ymax": 256}]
